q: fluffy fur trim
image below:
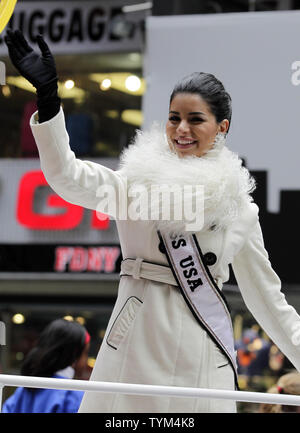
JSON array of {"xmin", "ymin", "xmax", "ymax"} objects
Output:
[{"xmin": 118, "ymin": 124, "xmax": 256, "ymax": 234}]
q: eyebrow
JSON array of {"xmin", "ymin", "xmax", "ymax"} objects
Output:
[{"xmin": 169, "ymin": 110, "xmax": 206, "ymax": 115}]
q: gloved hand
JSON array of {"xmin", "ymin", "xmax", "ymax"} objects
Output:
[
  {"xmin": 4, "ymin": 29, "xmax": 61, "ymax": 122},
  {"xmin": 5, "ymin": 29, "xmax": 57, "ymax": 94}
]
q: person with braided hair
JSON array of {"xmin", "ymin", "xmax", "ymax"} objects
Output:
[{"xmin": 4, "ymin": 30, "xmax": 300, "ymax": 413}]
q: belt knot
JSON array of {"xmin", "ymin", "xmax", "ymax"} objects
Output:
[{"xmin": 132, "ymin": 257, "xmax": 144, "ymax": 279}]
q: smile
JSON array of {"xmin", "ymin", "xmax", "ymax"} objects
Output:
[{"xmin": 174, "ymin": 139, "xmax": 197, "ymax": 149}]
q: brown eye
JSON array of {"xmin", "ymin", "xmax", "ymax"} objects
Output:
[
  {"xmin": 190, "ymin": 117, "xmax": 203, "ymax": 122},
  {"xmin": 169, "ymin": 116, "xmax": 180, "ymax": 122}
]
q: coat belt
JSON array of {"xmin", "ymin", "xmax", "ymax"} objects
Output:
[
  {"xmin": 120, "ymin": 258, "xmax": 222, "ymax": 288},
  {"xmin": 120, "ymin": 258, "xmax": 178, "ymax": 286}
]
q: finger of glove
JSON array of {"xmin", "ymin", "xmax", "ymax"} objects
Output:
[
  {"xmin": 4, "ymin": 35, "xmax": 23, "ymax": 63},
  {"xmin": 14, "ymin": 30, "xmax": 33, "ymax": 55},
  {"xmin": 36, "ymin": 35, "xmax": 51, "ymax": 57},
  {"xmin": 6, "ymin": 31, "xmax": 27, "ymax": 59}
]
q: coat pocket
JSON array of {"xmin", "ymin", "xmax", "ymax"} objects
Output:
[
  {"xmin": 214, "ymin": 345, "xmax": 230, "ymax": 368},
  {"xmin": 106, "ymin": 296, "xmax": 143, "ymax": 350}
]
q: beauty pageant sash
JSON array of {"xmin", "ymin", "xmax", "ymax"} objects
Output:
[{"xmin": 158, "ymin": 230, "xmax": 239, "ymax": 389}]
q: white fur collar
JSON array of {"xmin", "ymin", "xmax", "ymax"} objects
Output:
[{"xmin": 118, "ymin": 124, "xmax": 256, "ymax": 234}]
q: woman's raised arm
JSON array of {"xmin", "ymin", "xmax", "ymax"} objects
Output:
[{"xmin": 5, "ymin": 30, "xmax": 127, "ymax": 217}]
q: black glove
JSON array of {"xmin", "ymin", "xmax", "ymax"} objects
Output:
[{"xmin": 4, "ymin": 29, "xmax": 61, "ymax": 123}]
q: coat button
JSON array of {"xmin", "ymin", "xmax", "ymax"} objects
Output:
[
  {"xmin": 203, "ymin": 252, "xmax": 217, "ymax": 266},
  {"xmin": 158, "ymin": 241, "xmax": 166, "ymax": 254}
]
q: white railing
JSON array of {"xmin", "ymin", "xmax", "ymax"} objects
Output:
[{"xmin": 1, "ymin": 374, "xmax": 300, "ymax": 412}]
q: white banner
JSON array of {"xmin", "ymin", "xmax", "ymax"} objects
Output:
[
  {"xmin": 143, "ymin": 11, "xmax": 300, "ymax": 214},
  {"xmin": 0, "ymin": 0, "xmax": 147, "ymax": 55}
]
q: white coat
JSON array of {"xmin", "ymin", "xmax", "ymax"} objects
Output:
[{"xmin": 30, "ymin": 107, "xmax": 300, "ymax": 413}]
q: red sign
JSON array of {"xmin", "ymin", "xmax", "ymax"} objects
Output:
[
  {"xmin": 54, "ymin": 246, "xmax": 120, "ymax": 272},
  {"xmin": 16, "ymin": 170, "xmax": 109, "ymax": 230}
]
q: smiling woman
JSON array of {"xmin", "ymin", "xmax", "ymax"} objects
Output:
[{"xmin": 166, "ymin": 72, "xmax": 231, "ymax": 157}]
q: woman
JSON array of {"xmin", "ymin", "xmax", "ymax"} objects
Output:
[
  {"xmin": 2, "ymin": 318, "xmax": 90, "ymax": 413},
  {"xmin": 5, "ymin": 30, "xmax": 300, "ymax": 413}
]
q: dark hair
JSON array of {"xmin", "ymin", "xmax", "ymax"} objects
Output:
[
  {"xmin": 21, "ymin": 319, "xmax": 87, "ymax": 378},
  {"xmin": 170, "ymin": 72, "xmax": 232, "ymax": 133}
]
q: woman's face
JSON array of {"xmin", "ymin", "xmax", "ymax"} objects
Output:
[{"xmin": 166, "ymin": 92, "xmax": 229, "ymax": 158}]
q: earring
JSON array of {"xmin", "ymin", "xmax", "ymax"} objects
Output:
[{"xmin": 213, "ymin": 132, "xmax": 226, "ymax": 149}]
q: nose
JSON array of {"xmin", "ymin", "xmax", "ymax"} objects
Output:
[{"xmin": 177, "ymin": 119, "xmax": 190, "ymax": 135}]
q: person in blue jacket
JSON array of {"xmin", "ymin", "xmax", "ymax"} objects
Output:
[{"xmin": 2, "ymin": 318, "xmax": 90, "ymax": 413}]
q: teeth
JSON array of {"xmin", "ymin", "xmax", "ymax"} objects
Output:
[{"xmin": 177, "ymin": 140, "xmax": 195, "ymax": 145}]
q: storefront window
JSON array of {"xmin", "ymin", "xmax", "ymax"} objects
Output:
[{"xmin": 0, "ymin": 51, "xmax": 144, "ymax": 158}]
